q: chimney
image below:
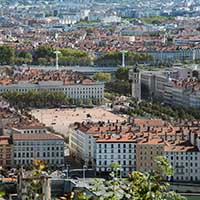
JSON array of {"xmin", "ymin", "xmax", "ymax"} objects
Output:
[
  {"xmin": 128, "ymin": 116, "xmax": 131, "ymax": 124},
  {"xmin": 165, "ymin": 132, "xmax": 167, "ymax": 141}
]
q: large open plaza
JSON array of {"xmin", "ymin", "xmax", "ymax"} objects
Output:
[{"xmin": 31, "ymin": 107, "xmax": 125, "ymax": 136}]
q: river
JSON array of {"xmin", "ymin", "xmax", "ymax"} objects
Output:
[{"xmin": 185, "ymin": 196, "xmax": 200, "ymax": 200}]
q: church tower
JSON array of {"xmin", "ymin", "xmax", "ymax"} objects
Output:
[{"xmin": 129, "ymin": 68, "xmax": 141, "ymax": 101}]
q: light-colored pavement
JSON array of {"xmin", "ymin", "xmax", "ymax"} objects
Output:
[{"xmin": 30, "ymin": 107, "xmax": 125, "ymax": 137}]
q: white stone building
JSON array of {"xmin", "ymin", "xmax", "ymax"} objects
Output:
[
  {"xmin": 0, "ymin": 81, "xmax": 104, "ymax": 101},
  {"xmin": 69, "ymin": 119, "xmax": 200, "ymax": 182},
  {"xmin": 96, "ymin": 136, "xmax": 136, "ymax": 177},
  {"xmin": 139, "ymin": 68, "xmax": 200, "ymax": 108},
  {"xmin": 13, "ymin": 134, "xmax": 64, "ymax": 167},
  {"xmin": 165, "ymin": 143, "xmax": 200, "ymax": 182},
  {"xmin": 69, "ymin": 124, "xmax": 97, "ymax": 166}
]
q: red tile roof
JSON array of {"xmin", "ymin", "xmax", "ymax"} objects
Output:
[{"xmin": 13, "ymin": 134, "xmax": 63, "ymax": 141}]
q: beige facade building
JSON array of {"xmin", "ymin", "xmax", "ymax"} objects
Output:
[
  {"xmin": 0, "ymin": 136, "xmax": 13, "ymax": 168},
  {"xmin": 136, "ymin": 138, "xmax": 164, "ymax": 172}
]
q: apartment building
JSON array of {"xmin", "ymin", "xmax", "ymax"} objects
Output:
[
  {"xmin": 69, "ymin": 118, "xmax": 200, "ymax": 181},
  {"xmin": 165, "ymin": 141, "xmax": 200, "ymax": 182},
  {"xmin": 69, "ymin": 122, "xmax": 98, "ymax": 167},
  {"xmin": 0, "ymin": 108, "xmax": 20, "ymax": 130},
  {"xmin": 3, "ymin": 117, "xmax": 47, "ymax": 135},
  {"xmin": 138, "ymin": 67, "xmax": 200, "ymax": 108},
  {"xmin": 136, "ymin": 138, "xmax": 164, "ymax": 172},
  {"xmin": 10, "ymin": 123, "xmax": 47, "ymax": 135},
  {"xmin": 13, "ymin": 134, "xmax": 64, "ymax": 167},
  {"xmin": 164, "ymin": 79, "xmax": 200, "ymax": 108},
  {"xmin": 0, "ymin": 136, "xmax": 13, "ymax": 168},
  {"xmin": 96, "ymin": 133, "xmax": 136, "ymax": 176},
  {"xmin": 147, "ymin": 48, "xmax": 200, "ymax": 62},
  {"xmin": 0, "ymin": 81, "xmax": 104, "ymax": 101}
]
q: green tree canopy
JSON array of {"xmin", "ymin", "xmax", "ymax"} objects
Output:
[
  {"xmin": 0, "ymin": 45, "xmax": 15, "ymax": 65},
  {"xmin": 115, "ymin": 66, "xmax": 132, "ymax": 80},
  {"xmin": 78, "ymin": 157, "xmax": 186, "ymax": 200},
  {"xmin": 35, "ymin": 45, "xmax": 54, "ymax": 59},
  {"xmin": 94, "ymin": 51, "xmax": 153, "ymax": 67},
  {"xmin": 93, "ymin": 72, "xmax": 111, "ymax": 82}
]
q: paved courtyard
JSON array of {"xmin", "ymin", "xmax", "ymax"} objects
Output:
[{"xmin": 31, "ymin": 107, "xmax": 125, "ymax": 136}]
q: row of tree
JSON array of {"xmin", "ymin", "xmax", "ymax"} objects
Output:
[
  {"xmin": 94, "ymin": 51, "xmax": 153, "ymax": 67},
  {"xmin": 126, "ymin": 99, "xmax": 200, "ymax": 121},
  {"xmin": 0, "ymin": 45, "xmax": 154, "ymax": 66},
  {"xmin": 2, "ymin": 90, "xmax": 102, "ymax": 109},
  {"xmin": 0, "ymin": 45, "xmax": 91, "ymax": 66},
  {"xmin": 103, "ymin": 66, "xmax": 132, "ymax": 95},
  {"xmin": 34, "ymin": 46, "xmax": 91, "ymax": 66}
]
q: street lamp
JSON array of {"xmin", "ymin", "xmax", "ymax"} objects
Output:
[
  {"xmin": 120, "ymin": 50, "xmax": 128, "ymax": 67},
  {"xmin": 54, "ymin": 50, "xmax": 61, "ymax": 70},
  {"xmin": 83, "ymin": 164, "xmax": 87, "ymax": 181},
  {"xmin": 52, "ymin": 32, "xmax": 61, "ymax": 70}
]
